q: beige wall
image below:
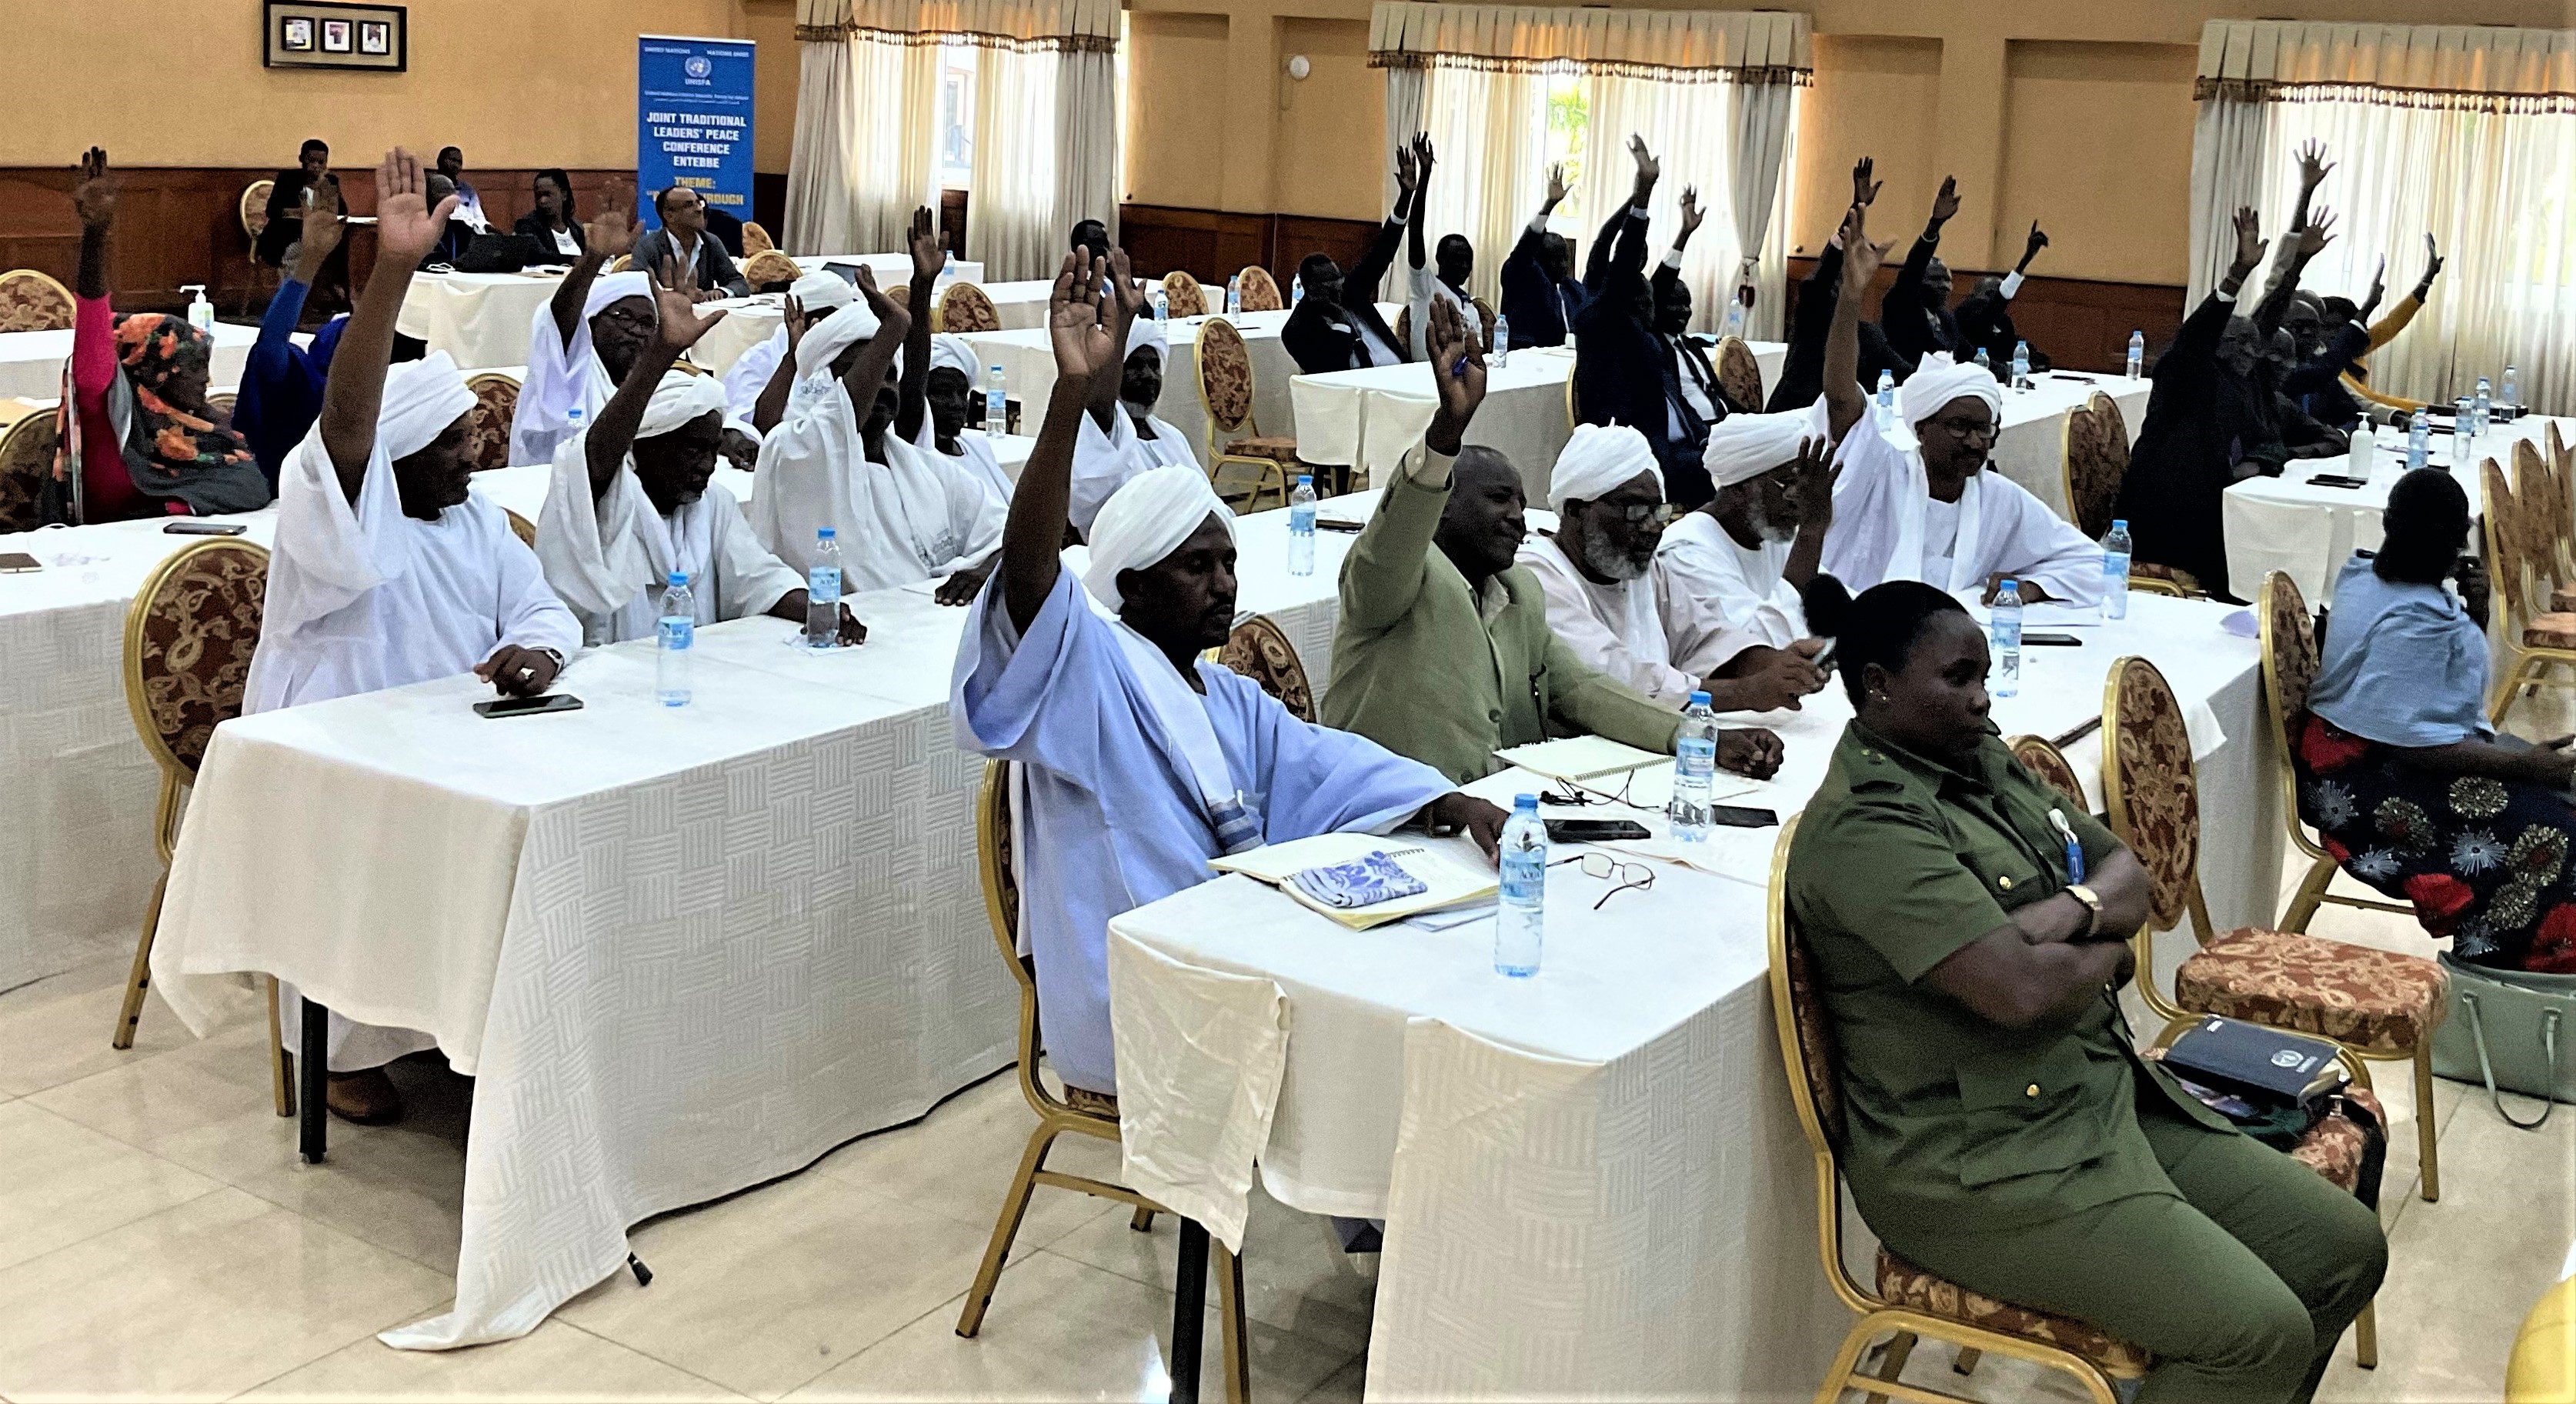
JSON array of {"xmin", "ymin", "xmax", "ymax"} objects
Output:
[
  {"xmin": 1126, "ymin": 12, "xmax": 1236, "ymax": 209},
  {"xmin": 1273, "ymin": 18, "xmax": 1384, "ymax": 219}
]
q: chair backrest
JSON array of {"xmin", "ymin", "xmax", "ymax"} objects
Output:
[
  {"xmin": 1394, "ymin": 305, "xmax": 1413, "ymax": 359},
  {"xmin": 1220, "ymin": 615, "xmax": 1315, "ymax": 721},
  {"xmin": 122, "ymin": 537, "xmax": 269, "ymax": 780},
  {"xmin": 976, "ymin": 760, "xmax": 1093, "ymax": 1121},
  {"xmin": 2257, "ymin": 569, "xmax": 2332, "ymax": 865},
  {"xmin": 742, "ymin": 222, "xmax": 776, "ymax": 256},
  {"xmin": 2007, "ymin": 733, "xmax": 2087, "ymax": 805},
  {"xmin": 608, "ymin": 254, "xmax": 633, "ymax": 274},
  {"xmin": 465, "ymin": 373, "xmax": 522, "ymax": 473},
  {"xmin": 742, "ymin": 249, "xmax": 802, "ymax": 291},
  {"xmin": 1195, "ymin": 316, "xmax": 1255, "ymax": 435},
  {"xmin": 939, "ymin": 282, "xmax": 1001, "ymax": 334},
  {"xmin": 2060, "ymin": 391, "xmax": 2127, "ymax": 539},
  {"xmin": 0, "ymin": 405, "xmax": 60, "ymax": 534},
  {"xmin": 1763, "ymin": 816, "xmax": 1874, "ymax": 1316},
  {"xmin": 505, "ymin": 508, "xmax": 538, "ymax": 548},
  {"xmin": 884, "ymin": 282, "xmax": 911, "ymax": 316},
  {"xmin": 2101, "ymin": 654, "xmax": 2207, "ymax": 939},
  {"xmin": 2484, "ymin": 456, "xmax": 2529, "ymax": 622},
  {"xmin": 2516, "ymin": 437, "xmax": 2566, "ymax": 585},
  {"xmin": 1161, "ymin": 271, "xmax": 1206, "ymax": 318},
  {"xmin": 0, "ymin": 269, "xmax": 75, "ymax": 333},
  {"xmin": 1714, "ymin": 335, "xmax": 1764, "ymax": 415},
  {"xmin": 1236, "ymin": 265, "xmax": 1283, "ymax": 312},
  {"xmin": 205, "ymin": 392, "xmax": 238, "ymax": 421},
  {"xmin": 241, "ymin": 179, "xmax": 274, "ymax": 241}
]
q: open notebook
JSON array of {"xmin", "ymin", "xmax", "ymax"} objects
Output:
[
  {"xmin": 1493, "ymin": 736, "xmax": 1666, "ymax": 782},
  {"xmin": 1210, "ymin": 832, "xmax": 1497, "ymax": 930}
]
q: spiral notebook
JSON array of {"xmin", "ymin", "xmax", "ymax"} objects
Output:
[{"xmin": 1210, "ymin": 832, "xmax": 1497, "ymax": 930}]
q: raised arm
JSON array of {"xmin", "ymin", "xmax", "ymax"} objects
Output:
[
  {"xmin": 1652, "ymin": 185, "xmax": 1705, "ymax": 310},
  {"xmin": 1085, "ymin": 228, "xmax": 1143, "ymax": 427},
  {"xmin": 836, "ymin": 267, "xmax": 910, "ymax": 409},
  {"xmin": 1405, "ymin": 135, "xmax": 1433, "ymax": 272},
  {"xmin": 1885, "ymin": 176, "xmax": 1956, "ymax": 315},
  {"xmin": 752, "ymin": 293, "xmax": 812, "ymax": 437},
  {"xmin": 585, "ymin": 267, "xmax": 726, "ymax": 498},
  {"xmin": 896, "ymin": 205, "xmax": 941, "ymax": 443},
  {"xmin": 547, "ymin": 190, "xmax": 642, "ymax": 354},
  {"xmin": 1002, "ymin": 252, "xmax": 1122, "ymax": 632},
  {"xmin": 72, "ymin": 146, "xmax": 114, "ymax": 303},
  {"xmin": 2287, "ymin": 139, "xmax": 2332, "ymax": 238},
  {"xmin": 1341, "ymin": 296, "xmax": 1485, "ymax": 633},
  {"xmin": 2254, "ymin": 207, "xmax": 2333, "ymax": 336},
  {"xmin": 1822, "ymin": 204, "xmax": 1891, "ymax": 444},
  {"xmin": 317, "ymin": 150, "xmax": 458, "ymax": 503},
  {"xmin": 258, "ymin": 176, "xmax": 345, "ymax": 352}
]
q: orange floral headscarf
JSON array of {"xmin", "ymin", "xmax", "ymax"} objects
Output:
[{"xmin": 113, "ymin": 314, "xmax": 252, "ymax": 480}]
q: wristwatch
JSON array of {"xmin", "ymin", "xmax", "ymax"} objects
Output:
[{"xmin": 2064, "ymin": 883, "xmax": 2104, "ymax": 938}]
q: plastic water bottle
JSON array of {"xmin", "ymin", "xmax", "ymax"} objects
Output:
[
  {"xmin": 2101, "ymin": 520, "xmax": 2132, "ymax": 622},
  {"xmin": 1670, "ymin": 691, "xmax": 1720, "ymax": 843},
  {"xmin": 2474, "ymin": 376, "xmax": 2494, "ymax": 439},
  {"xmin": 1153, "ymin": 286, "xmax": 1169, "ymax": 323},
  {"xmin": 183, "ymin": 285, "xmax": 214, "ymax": 335},
  {"xmin": 985, "ymin": 365, "xmax": 1007, "ymax": 436},
  {"xmin": 1495, "ymin": 795, "xmax": 1546, "ymax": 978},
  {"xmin": 1974, "ymin": 347, "xmax": 1991, "ymax": 373},
  {"xmin": 2504, "ymin": 364, "xmax": 2520, "ymax": 411},
  {"xmin": 1491, "ymin": 312, "xmax": 1511, "ymax": 369},
  {"xmin": 1723, "ymin": 299, "xmax": 1746, "ymax": 339},
  {"xmin": 564, "ymin": 402, "xmax": 586, "ymax": 440},
  {"xmin": 2455, "ymin": 397, "xmax": 2477, "ymax": 460},
  {"xmin": 1226, "ymin": 275, "xmax": 1242, "ymax": 317},
  {"xmin": 2407, "ymin": 415, "xmax": 2431, "ymax": 472},
  {"xmin": 2127, "ymin": 330, "xmax": 2146, "ymax": 381},
  {"xmin": 1291, "ymin": 280, "xmax": 1305, "ymax": 313},
  {"xmin": 1287, "ymin": 475, "xmax": 1317, "ymax": 576},
  {"xmin": 657, "ymin": 572, "xmax": 694, "ymax": 707},
  {"xmin": 2010, "ymin": 340, "xmax": 2033, "ymax": 391},
  {"xmin": 1874, "ymin": 369, "xmax": 1896, "ymax": 431},
  {"xmin": 806, "ymin": 527, "xmax": 843, "ymax": 649},
  {"xmin": 1990, "ymin": 578, "xmax": 2023, "ymax": 699}
]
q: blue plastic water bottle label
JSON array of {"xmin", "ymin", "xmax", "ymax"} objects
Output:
[
  {"xmin": 809, "ymin": 565, "xmax": 840, "ymax": 604},
  {"xmin": 660, "ymin": 616, "xmax": 693, "ymax": 650}
]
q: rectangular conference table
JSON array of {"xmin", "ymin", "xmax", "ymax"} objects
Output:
[
  {"xmin": 1104, "ymin": 589, "xmax": 2285, "ymax": 1399},
  {"xmin": 0, "ymin": 322, "xmax": 264, "ymax": 402}
]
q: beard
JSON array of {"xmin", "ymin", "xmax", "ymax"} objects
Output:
[
  {"xmin": 1571, "ymin": 514, "xmax": 1653, "ymax": 582},
  {"xmin": 1743, "ymin": 496, "xmax": 1797, "ymax": 545}
]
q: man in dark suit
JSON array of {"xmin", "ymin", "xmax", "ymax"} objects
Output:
[
  {"xmin": 1954, "ymin": 221, "xmax": 2052, "ymax": 377},
  {"xmin": 1768, "ymin": 160, "xmax": 1910, "ymax": 410},
  {"xmin": 630, "ymin": 185, "xmax": 749, "ymax": 300},
  {"xmin": 1573, "ymin": 137, "xmax": 1715, "ymax": 508},
  {"xmin": 1282, "ymin": 147, "xmax": 1416, "ymax": 374},
  {"xmin": 1497, "ymin": 164, "xmax": 1587, "ymax": 350},
  {"xmin": 256, "ymin": 138, "xmax": 340, "ymax": 268},
  {"xmin": 1879, "ymin": 175, "xmax": 1964, "ymax": 369}
]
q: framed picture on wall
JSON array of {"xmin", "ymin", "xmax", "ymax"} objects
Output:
[{"xmin": 264, "ymin": 2, "xmax": 406, "ymax": 72}]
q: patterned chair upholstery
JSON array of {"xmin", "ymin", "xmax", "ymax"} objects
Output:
[
  {"xmin": 1872, "ymin": 1255, "xmax": 2153, "ymax": 1376},
  {"xmin": 240, "ymin": 179, "xmax": 273, "ymax": 242},
  {"xmin": 884, "ymin": 283, "xmax": 911, "ymax": 316},
  {"xmin": 1161, "ymin": 271, "xmax": 1207, "ymax": 319},
  {"xmin": 0, "ymin": 406, "xmax": 60, "ymax": 534},
  {"xmin": 126, "ymin": 539, "xmax": 267, "ymax": 777},
  {"xmin": 2060, "ymin": 391, "xmax": 2129, "ymax": 542},
  {"xmin": 2007, "ymin": 734, "xmax": 2087, "ymax": 806},
  {"xmin": 742, "ymin": 222, "xmax": 776, "ymax": 257},
  {"xmin": 1235, "ymin": 265, "xmax": 1283, "ymax": 313},
  {"xmin": 1220, "ymin": 615, "xmax": 1314, "ymax": 722},
  {"xmin": 0, "ymin": 269, "xmax": 75, "ymax": 333},
  {"xmin": 1715, "ymin": 335, "xmax": 1764, "ymax": 415},
  {"xmin": 1394, "ymin": 305, "xmax": 1412, "ymax": 359},
  {"xmin": 742, "ymin": 250, "xmax": 802, "ymax": 292},
  {"xmin": 465, "ymin": 373, "xmax": 520, "ymax": 473},
  {"xmin": 939, "ymin": 282, "xmax": 1002, "ymax": 335},
  {"xmin": 1196, "ymin": 317, "xmax": 1300, "ymax": 510},
  {"xmin": 505, "ymin": 509, "xmax": 538, "ymax": 549}
]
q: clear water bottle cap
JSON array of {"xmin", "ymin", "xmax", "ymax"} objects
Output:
[
  {"xmin": 668, "ymin": 572, "xmax": 688, "ymax": 587},
  {"xmin": 1514, "ymin": 792, "xmax": 1540, "ymax": 812},
  {"xmin": 817, "ymin": 526, "xmax": 836, "ymax": 539},
  {"xmin": 1688, "ymin": 689, "xmax": 1711, "ymax": 707}
]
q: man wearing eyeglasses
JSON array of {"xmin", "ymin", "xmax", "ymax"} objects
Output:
[
  {"xmin": 1520, "ymin": 422, "xmax": 1833, "ymax": 713},
  {"xmin": 1816, "ymin": 202, "xmax": 2102, "ymax": 608}
]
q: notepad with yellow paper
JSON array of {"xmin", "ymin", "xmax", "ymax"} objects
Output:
[
  {"xmin": 1492, "ymin": 735, "xmax": 1667, "ymax": 783},
  {"xmin": 1210, "ymin": 832, "xmax": 1497, "ymax": 929}
]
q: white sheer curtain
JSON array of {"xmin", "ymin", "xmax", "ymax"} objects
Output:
[
  {"xmin": 969, "ymin": 45, "xmax": 1062, "ymax": 278},
  {"xmin": 1416, "ymin": 67, "xmax": 1547, "ymax": 306},
  {"xmin": 1575, "ymin": 74, "xmax": 1733, "ymax": 333},
  {"xmin": 787, "ymin": 14, "xmax": 941, "ymax": 255}
]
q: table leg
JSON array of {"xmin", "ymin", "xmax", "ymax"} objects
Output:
[
  {"xmin": 299, "ymin": 999, "xmax": 328, "ymax": 1165},
  {"xmin": 1170, "ymin": 1218, "xmax": 1209, "ymax": 1404}
]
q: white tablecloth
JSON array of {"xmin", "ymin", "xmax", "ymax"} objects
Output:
[
  {"xmin": 0, "ymin": 322, "xmax": 263, "ymax": 402},
  {"xmin": 1986, "ymin": 372, "xmax": 2154, "ymax": 520},
  {"xmin": 1106, "ymin": 591, "xmax": 2284, "ymax": 1400},
  {"xmin": 1291, "ymin": 342, "xmax": 1790, "ymax": 495}
]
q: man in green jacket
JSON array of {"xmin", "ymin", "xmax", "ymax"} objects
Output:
[{"xmin": 1323, "ymin": 298, "xmax": 1784, "ymax": 785}]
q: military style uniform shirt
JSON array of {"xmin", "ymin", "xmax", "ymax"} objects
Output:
[{"xmin": 1787, "ymin": 720, "xmax": 2234, "ymax": 1234}]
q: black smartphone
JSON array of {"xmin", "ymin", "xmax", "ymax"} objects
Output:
[
  {"xmin": 1315, "ymin": 519, "xmax": 1366, "ymax": 533},
  {"xmin": 165, "ymin": 521, "xmax": 249, "ymax": 535},
  {"xmin": 1544, "ymin": 818, "xmax": 1650, "ymax": 843},
  {"xmin": 2024, "ymin": 631, "xmax": 2084, "ymax": 646},
  {"xmin": 1708, "ymin": 805, "xmax": 1780, "ymax": 829},
  {"xmin": 472, "ymin": 692, "xmax": 584, "ymax": 719},
  {"xmin": 2306, "ymin": 474, "xmax": 2369, "ymax": 489}
]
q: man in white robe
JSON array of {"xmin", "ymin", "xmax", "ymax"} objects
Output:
[
  {"xmin": 1655, "ymin": 399, "xmax": 1839, "ymax": 653},
  {"xmin": 249, "ymin": 148, "xmax": 582, "ymax": 1123},
  {"xmin": 1518, "ymin": 423, "xmax": 1831, "ymax": 713},
  {"xmin": 1070, "ymin": 315, "xmax": 1200, "ymax": 537},
  {"xmin": 536, "ymin": 283, "xmax": 864, "ymax": 646},
  {"xmin": 953, "ymin": 250, "xmax": 1498, "ymax": 1099},
  {"xmin": 722, "ymin": 268, "xmax": 853, "ymax": 425},
  {"xmin": 746, "ymin": 270, "xmax": 1005, "ymax": 601},
  {"xmin": 909, "ymin": 333, "xmax": 1014, "ymax": 506}
]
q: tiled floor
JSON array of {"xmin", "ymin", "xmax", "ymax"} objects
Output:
[{"xmin": 2, "ymin": 822, "xmax": 2568, "ymax": 1400}]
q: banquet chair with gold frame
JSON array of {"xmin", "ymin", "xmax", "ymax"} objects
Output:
[
  {"xmin": 1235, "ymin": 265, "xmax": 1283, "ymax": 313},
  {"xmin": 1194, "ymin": 317, "xmax": 1301, "ymax": 511},
  {"xmin": 2006, "ymin": 733, "xmax": 2086, "ymax": 805},
  {"xmin": 741, "ymin": 221, "xmax": 776, "ymax": 257},
  {"xmin": 1767, "ymin": 818, "xmax": 2144, "ymax": 1404},
  {"xmin": 0, "ymin": 268, "xmax": 75, "ymax": 333},
  {"xmin": 1220, "ymin": 615, "xmax": 1315, "ymax": 722},
  {"xmin": 505, "ymin": 509, "xmax": 538, "ymax": 549},
  {"xmin": 0, "ymin": 405, "xmax": 59, "ymax": 534},
  {"xmin": 111, "ymin": 537, "xmax": 295, "ymax": 1120},
  {"xmin": 205, "ymin": 392, "xmax": 238, "ymax": 421},
  {"xmin": 2060, "ymin": 392, "xmax": 2192, "ymax": 595},
  {"xmin": 2102, "ymin": 654, "xmax": 2445, "ymax": 1214},
  {"xmin": 2259, "ymin": 570, "xmax": 2412, "ymax": 936},
  {"xmin": 740, "ymin": 249, "xmax": 802, "ymax": 293},
  {"xmin": 465, "ymin": 372, "xmax": 521, "ymax": 472},
  {"xmin": 2484, "ymin": 455, "xmax": 2576, "ymax": 726},
  {"xmin": 1161, "ymin": 271, "xmax": 1208, "ymax": 319},
  {"xmin": 955, "ymin": 762, "xmax": 1253, "ymax": 1402},
  {"xmin": 938, "ymin": 282, "xmax": 1002, "ymax": 335},
  {"xmin": 1714, "ymin": 335, "xmax": 1764, "ymax": 415}
]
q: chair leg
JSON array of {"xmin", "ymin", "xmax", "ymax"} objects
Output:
[
  {"xmin": 267, "ymin": 977, "xmax": 294, "ymax": 1119},
  {"xmin": 1172, "ymin": 1219, "xmax": 1210, "ymax": 1404},
  {"xmin": 1813, "ymin": 1324, "xmax": 1880, "ymax": 1404},
  {"xmin": 1214, "ymin": 1241, "xmax": 1252, "ymax": 1404},
  {"xmin": 111, "ymin": 869, "xmax": 169, "ymax": 1049},
  {"xmin": 2278, "ymin": 855, "xmax": 2339, "ymax": 935},
  {"xmin": 2488, "ymin": 655, "xmax": 2535, "ymax": 725},
  {"xmin": 299, "ymin": 998, "xmax": 329, "ymax": 1164},
  {"xmin": 2414, "ymin": 1044, "xmax": 2441, "ymax": 1202},
  {"xmin": 956, "ymin": 1122, "xmax": 1058, "ymax": 1338},
  {"xmin": 1861, "ymin": 1330, "xmax": 1917, "ymax": 1404},
  {"xmin": 1132, "ymin": 1206, "xmax": 1156, "ymax": 1232},
  {"xmin": 2354, "ymin": 1299, "xmax": 2378, "ymax": 1369}
]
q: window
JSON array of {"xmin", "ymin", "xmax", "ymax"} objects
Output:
[
  {"xmin": 939, "ymin": 40, "xmax": 977, "ymax": 188},
  {"xmin": 1541, "ymin": 64, "xmax": 1589, "ymax": 237}
]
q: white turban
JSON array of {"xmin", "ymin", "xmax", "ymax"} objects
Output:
[
  {"xmin": 1126, "ymin": 316, "xmax": 1169, "ymax": 367},
  {"xmin": 1703, "ymin": 408, "xmax": 1817, "ymax": 490},
  {"xmin": 639, "ymin": 370, "xmax": 729, "ymax": 439},
  {"xmin": 789, "ymin": 269, "xmax": 855, "ymax": 314},
  {"xmin": 796, "ymin": 300, "xmax": 883, "ymax": 380},
  {"xmin": 1896, "ymin": 352, "xmax": 2002, "ymax": 432},
  {"xmin": 1547, "ymin": 422, "xmax": 1661, "ymax": 514},
  {"xmin": 582, "ymin": 271, "xmax": 654, "ymax": 324},
  {"xmin": 380, "ymin": 351, "xmax": 476, "ymax": 461},
  {"xmin": 929, "ymin": 333, "xmax": 979, "ymax": 379},
  {"xmin": 1082, "ymin": 465, "xmax": 1232, "ymax": 609}
]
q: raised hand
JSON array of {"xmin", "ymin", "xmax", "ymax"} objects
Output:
[
  {"xmin": 73, "ymin": 146, "xmax": 118, "ymax": 229},
  {"xmin": 297, "ymin": 173, "xmax": 348, "ymax": 271},
  {"xmin": 2024, "ymin": 220, "xmax": 2049, "ymax": 257},
  {"xmin": 648, "ymin": 273, "xmax": 722, "ymax": 354},
  {"xmin": 1396, "ymin": 142, "xmax": 1420, "ymax": 195},
  {"xmin": 1546, "ymin": 162, "xmax": 1571, "ymax": 209},
  {"xmin": 781, "ymin": 293, "xmax": 811, "ymax": 357},
  {"xmin": 1423, "ymin": 295, "xmax": 1486, "ymax": 455},
  {"xmin": 372, "ymin": 147, "xmax": 459, "ymax": 267},
  {"xmin": 853, "ymin": 264, "xmax": 907, "ymax": 336},
  {"xmin": 1047, "ymin": 250, "xmax": 1119, "ymax": 382},
  {"xmin": 1106, "ymin": 246, "xmax": 1148, "ymax": 325},
  {"xmin": 2295, "ymin": 207, "xmax": 2336, "ymax": 258},
  {"xmin": 2295, "ymin": 138, "xmax": 2334, "ymax": 192},
  {"xmin": 1840, "ymin": 203, "xmax": 1894, "ymax": 298},
  {"xmin": 2230, "ymin": 206, "xmax": 2267, "ymax": 275},
  {"xmin": 1678, "ymin": 186, "xmax": 1706, "ymax": 239},
  {"xmin": 1414, "ymin": 132, "xmax": 1436, "ymax": 175},
  {"xmin": 588, "ymin": 187, "xmax": 643, "ymax": 259},
  {"xmin": 1787, "ymin": 435, "xmax": 1837, "ymax": 534},
  {"xmin": 1850, "ymin": 156, "xmax": 1881, "ymax": 209},
  {"xmin": 907, "ymin": 205, "xmax": 943, "ymax": 282},
  {"xmin": 2361, "ymin": 255, "xmax": 2387, "ymax": 318},
  {"xmin": 1628, "ymin": 134, "xmax": 1660, "ymax": 185},
  {"xmin": 1929, "ymin": 175, "xmax": 1960, "ymax": 224},
  {"xmin": 2418, "ymin": 232, "xmax": 2446, "ymax": 294}
]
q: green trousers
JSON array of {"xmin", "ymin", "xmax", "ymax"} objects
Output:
[{"xmin": 1888, "ymin": 1095, "xmax": 2387, "ymax": 1404}]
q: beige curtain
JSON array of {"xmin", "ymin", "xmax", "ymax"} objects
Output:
[
  {"xmin": 1416, "ymin": 66, "xmax": 1547, "ymax": 308},
  {"xmin": 2190, "ymin": 20, "xmax": 2576, "ymax": 412}
]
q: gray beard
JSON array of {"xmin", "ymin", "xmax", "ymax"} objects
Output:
[
  {"xmin": 1743, "ymin": 498, "xmax": 1797, "ymax": 545},
  {"xmin": 1571, "ymin": 518, "xmax": 1651, "ymax": 582}
]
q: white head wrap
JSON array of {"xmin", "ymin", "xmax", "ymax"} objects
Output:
[
  {"xmin": 1547, "ymin": 422, "xmax": 1662, "ymax": 514},
  {"xmin": 789, "ymin": 269, "xmax": 856, "ymax": 314},
  {"xmin": 639, "ymin": 370, "xmax": 730, "ymax": 439},
  {"xmin": 929, "ymin": 333, "xmax": 979, "ymax": 379},
  {"xmin": 796, "ymin": 300, "xmax": 883, "ymax": 379},
  {"xmin": 1082, "ymin": 465, "xmax": 1232, "ymax": 609},
  {"xmin": 380, "ymin": 351, "xmax": 476, "ymax": 461},
  {"xmin": 1125, "ymin": 316, "xmax": 1170, "ymax": 368},
  {"xmin": 507, "ymin": 272, "xmax": 658, "ymax": 465},
  {"xmin": 1895, "ymin": 353, "xmax": 2002, "ymax": 432},
  {"xmin": 583, "ymin": 271, "xmax": 655, "ymax": 325},
  {"xmin": 1703, "ymin": 408, "xmax": 1817, "ymax": 490}
]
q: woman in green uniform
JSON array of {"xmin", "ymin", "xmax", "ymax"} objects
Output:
[{"xmin": 1786, "ymin": 578, "xmax": 2384, "ymax": 1403}]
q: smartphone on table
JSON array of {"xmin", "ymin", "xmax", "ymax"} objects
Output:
[
  {"xmin": 165, "ymin": 521, "xmax": 248, "ymax": 536},
  {"xmin": 472, "ymin": 693, "xmax": 584, "ymax": 719},
  {"xmin": 1544, "ymin": 818, "xmax": 1651, "ymax": 843}
]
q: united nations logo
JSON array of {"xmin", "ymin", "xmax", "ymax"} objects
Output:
[
  {"xmin": 684, "ymin": 55, "xmax": 713, "ymax": 78},
  {"xmin": 2271, "ymin": 1049, "xmax": 2305, "ymax": 1069}
]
